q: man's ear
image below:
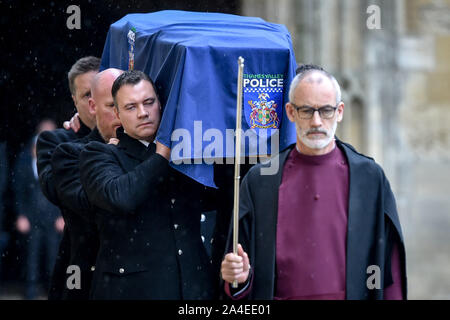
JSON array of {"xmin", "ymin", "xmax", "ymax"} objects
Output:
[
  {"xmin": 71, "ymin": 94, "xmax": 77, "ymax": 107},
  {"xmin": 114, "ymin": 106, "xmax": 120, "ymax": 120},
  {"xmin": 285, "ymin": 102, "xmax": 296, "ymax": 123},
  {"xmin": 337, "ymin": 102, "xmax": 344, "ymax": 123},
  {"xmin": 88, "ymin": 97, "xmax": 96, "ymax": 116}
]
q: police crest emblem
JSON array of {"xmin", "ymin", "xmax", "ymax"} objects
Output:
[
  {"xmin": 243, "ymin": 74, "xmax": 283, "ymax": 132},
  {"xmin": 248, "ymin": 92, "xmax": 279, "ymax": 129}
]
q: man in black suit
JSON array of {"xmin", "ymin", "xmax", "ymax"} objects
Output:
[
  {"xmin": 48, "ymin": 68, "xmax": 124, "ymax": 300},
  {"xmin": 79, "ymin": 70, "xmax": 216, "ymax": 299},
  {"xmin": 36, "ymin": 56, "xmax": 100, "ymax": 299}
]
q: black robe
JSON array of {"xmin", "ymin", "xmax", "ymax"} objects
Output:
[{"xmin": 228, "ymin": 139, "xmax": 407, "ymax": 300}]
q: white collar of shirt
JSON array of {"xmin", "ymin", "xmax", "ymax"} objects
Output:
[
  {"xmin": 123, "ymin": 129, "xmax": 151, "ymax": 147},
  {"xmin": 139, "ymin": 140, "xmax": 150, "ymax": 147}
]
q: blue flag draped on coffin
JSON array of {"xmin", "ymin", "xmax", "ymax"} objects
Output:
[{"xmin": 100, "ymin": 10, "xmax": 297, "ymax": 188}]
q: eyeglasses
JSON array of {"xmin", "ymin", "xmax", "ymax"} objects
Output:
[{"xmin": 291, "ymin": 103, "xmax": 338, "ymax": 120}]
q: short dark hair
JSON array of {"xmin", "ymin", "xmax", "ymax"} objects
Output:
[
  {"xmin": 68, "ymin": 56, "xmax": 101, "ymax": 95},
  {"xmin": 111, "ymin": 70, "xmax": 157, "ymax": 108},
  {"xmin": 295, "ymin": 63, "xmax": 324, "ymax": 75}
]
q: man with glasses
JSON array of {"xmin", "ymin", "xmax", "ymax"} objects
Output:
[{"xmin": 221, "ymin": 65, "xmax": 407, "ymax": 300}]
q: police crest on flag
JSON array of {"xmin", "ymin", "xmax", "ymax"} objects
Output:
[{"xmin": 244, "ymin": 73, "xmax": 284, "ymax": 131}]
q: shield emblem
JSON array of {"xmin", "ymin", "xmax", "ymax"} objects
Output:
[{"xmin": 243, "ymin": 75, "xmax": 284, "ymax": 136}]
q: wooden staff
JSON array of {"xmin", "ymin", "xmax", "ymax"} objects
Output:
[{"xmin": 232, "ymin": 56, "xmax": 245, "ymax": 288}]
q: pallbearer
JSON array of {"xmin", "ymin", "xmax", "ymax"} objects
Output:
[{"xmin": 80, "ymin": 70, "xmax": 216, "ymax": 299}]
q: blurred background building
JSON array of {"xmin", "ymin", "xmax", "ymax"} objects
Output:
[{"xmin": 0, "ymin": 0, "xmax": 448, "ymax": 299}]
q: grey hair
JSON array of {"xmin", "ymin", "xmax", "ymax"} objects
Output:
[{"xmin": 289, "ymin": 68, "xmax": 342, "ymax": 105}]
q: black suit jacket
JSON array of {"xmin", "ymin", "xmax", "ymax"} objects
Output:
[
  {"xmin": 79, "ymin": 129, "xmax": 215, "ymax": 300},
  {"xmin": 37, "ymin": 122, "xmax": 91, "ymax": 206},
  {"xmin": 49, "ymin": 128, "xmax": 104, "ymax": 300},
  {"xmin": 36, "ymin": 121, "xmax": 91, "ymax": 300},
  {"xmin": 226, "ymin": 139, "xmax": 407, "ymax": 300}
]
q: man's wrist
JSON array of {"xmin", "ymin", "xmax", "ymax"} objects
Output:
[{"xmin": 230, "ymin": 265, "xmax": 252, "ymax": 294}]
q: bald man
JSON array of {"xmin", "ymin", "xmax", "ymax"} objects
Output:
[
  {"xmin": 221, "ymin": 65, "xmax": 407, "ymax": 300},
  {"xmin": 48, "ymin": 68, "xmax": 124, "ymax": 299}
]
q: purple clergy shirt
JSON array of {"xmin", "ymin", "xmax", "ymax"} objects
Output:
[{"xmin": 275, "ymin": 145, "xmax": 349, "ymax": 299}]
